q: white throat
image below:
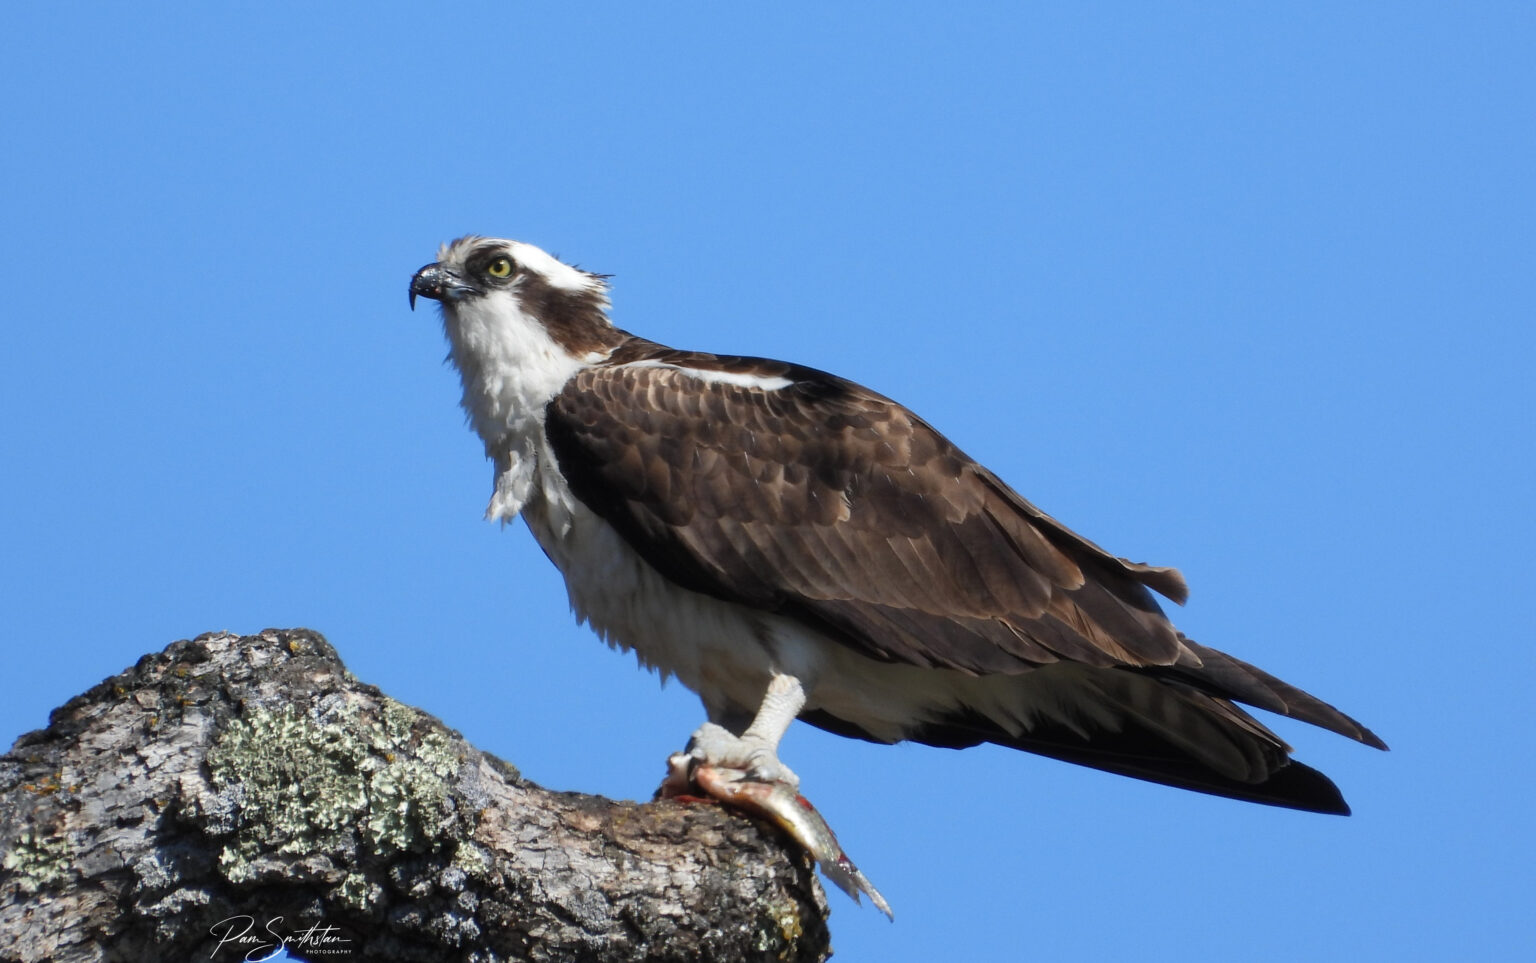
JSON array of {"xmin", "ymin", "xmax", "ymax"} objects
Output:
[{"xmin": 440, "ymin": 288, "xmax": 610, "ymax": 525}]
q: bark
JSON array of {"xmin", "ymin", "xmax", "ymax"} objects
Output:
[{"xmin": 0, "ymin": 629, "xmax": 832, "ymax": 963}]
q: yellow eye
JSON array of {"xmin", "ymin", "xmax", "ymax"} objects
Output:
[{"xmin": 486, "ymin": 257, "xmax": 513, "ymax": 278}]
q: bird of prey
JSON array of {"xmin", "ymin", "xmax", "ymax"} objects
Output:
[{"xmin": 409, "ymin": 236, "xmax": 1385, "ymax": 818}]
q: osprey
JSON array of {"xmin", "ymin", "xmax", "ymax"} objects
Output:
[{"xmin": 409, "ymin": 236, "xmax": 1385, "ymax": 816}]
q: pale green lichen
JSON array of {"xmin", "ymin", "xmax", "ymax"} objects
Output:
[
  {"xmin": 336, "ymin": 870, "xmax": 384, "ymax": 911},
  {"xmin": 450, "ymin": 839, "xmax": 494, "ymax": 880},
  {"xmin": 2, "ymin": 828, "xmax": 72, "ymax": 893},
  {"xmin": 205, "ymin": 698, "xmax": 462, "ymax": 887}
]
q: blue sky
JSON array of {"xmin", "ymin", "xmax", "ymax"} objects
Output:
[{"xmin": 2, "ymin": 4, "xmax": 1532, "ymax": 959}]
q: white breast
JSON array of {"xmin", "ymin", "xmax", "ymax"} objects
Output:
[
  {"xmin": 517, "ymin": 461, "xmax": 1039, "ymax": 743},
  {"xmin": 519, "ymin": 474, "xmax": 782, "ymax": 718}
]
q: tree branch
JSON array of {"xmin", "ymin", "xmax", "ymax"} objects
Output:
[{"xmin": 0, "ymin": 629, "xmax": 832, "ymax": 962}]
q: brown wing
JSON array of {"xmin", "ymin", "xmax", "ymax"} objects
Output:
[{"xmin": 543, "ymin": 341, "xmax": 1192, "ymax": 676}]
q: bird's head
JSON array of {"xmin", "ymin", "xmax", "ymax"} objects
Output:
[
  {"xmin": 411, "ymin": 236, "xmax": 624, "ymax": 453},
  {"xmin": 410, "ymin": 236, "xmax": 620, "ymax": 359}
]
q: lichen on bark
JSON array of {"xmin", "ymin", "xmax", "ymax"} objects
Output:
[{"xmin": 200, "ymin": 696, "xmax": 465, "ymax": 893}]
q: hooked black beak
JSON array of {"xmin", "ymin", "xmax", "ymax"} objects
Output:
[{"xmin": 409, "ymin": 263, "xmax": 474, "ymax": 310}]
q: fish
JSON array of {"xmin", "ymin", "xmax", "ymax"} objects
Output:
[{"xmin": 658, "ymin": 752, "xmax": 893, "ymax": 919}]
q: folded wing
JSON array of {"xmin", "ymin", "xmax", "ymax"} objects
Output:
[{"xmin": 543, "ymin": 340, "xmax": 1384, "ymax": 812}]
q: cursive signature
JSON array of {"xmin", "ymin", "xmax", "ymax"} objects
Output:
[{"xmin": 208, "ymin": 915, "xmax": 353, "ymax": 960}]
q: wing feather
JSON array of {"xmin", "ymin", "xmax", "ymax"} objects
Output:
[
  {"xmin": 544, "ymin": 345, "xmax": 1188, "ymax": 674},
  {"xmin": 539, "ymin": 341, "xmax": 1384, "ymax": 811}
]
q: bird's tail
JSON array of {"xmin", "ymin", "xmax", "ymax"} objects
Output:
[{"xmin": 892, "ymin": 648, "xmax": 1385, "ymax": 814}]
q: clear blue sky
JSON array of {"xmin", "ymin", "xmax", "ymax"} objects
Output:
[{"xmin": 3, "ymin": 4, "xmax": 1531, "ymax": 959}]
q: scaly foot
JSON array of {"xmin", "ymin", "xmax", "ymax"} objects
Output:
[{"xmin": 687, "ymin": 722, "xmax": 800, "ymax": 791}]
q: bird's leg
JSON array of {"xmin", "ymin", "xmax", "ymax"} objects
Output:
[{"xmin": 688, "ymin": 672, "xmax": 806, "ymax": 790}]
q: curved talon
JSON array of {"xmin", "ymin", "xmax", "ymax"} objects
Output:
[{"xmin": 687, "ymin": 723, "xmax": 800, "ymax": 790}]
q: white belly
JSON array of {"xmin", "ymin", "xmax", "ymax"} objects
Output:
[
  {"xmin": 511, "ymin": 449, "xmax": 1064, "ymax": 745},
  {"xmin": 520, "ymin": 486, "xmax": 782, "ymax": 718}
]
